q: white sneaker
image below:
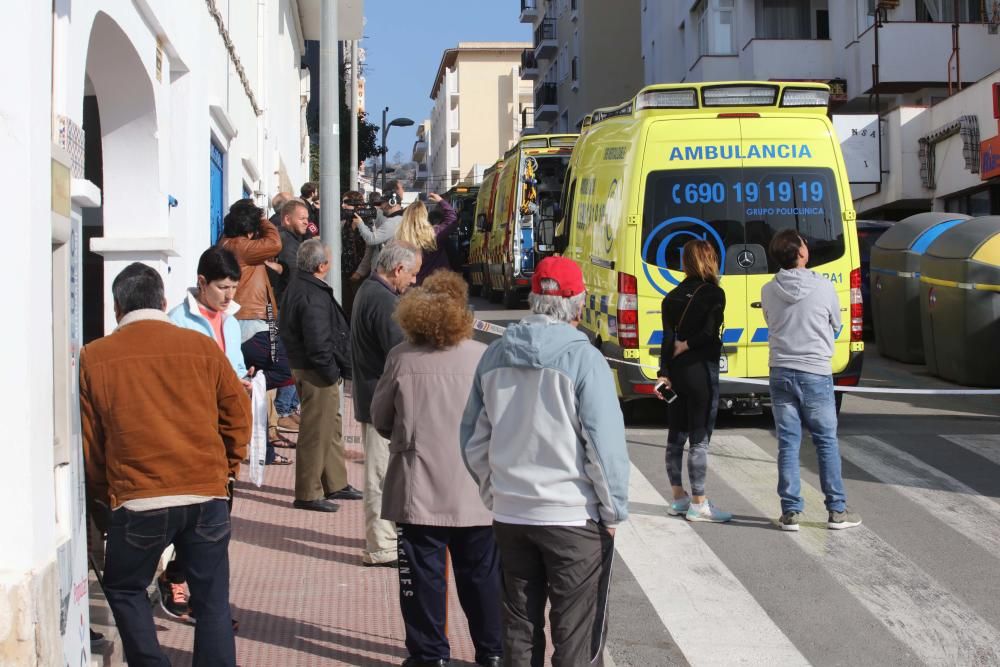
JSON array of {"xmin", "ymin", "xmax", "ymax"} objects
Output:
[{"xmin": 686, "ymin": 500, "xmax": 732, "ymax": 523}]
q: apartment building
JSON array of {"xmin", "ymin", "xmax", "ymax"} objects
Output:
[
  {"xmin": 519, "ymin": 0, "xmax": 644, "ymax": 132},
  {"xmin": 426, "ymin": 42, "xmax": 533, "ymax": 190},
  {"xmin": 640, "ymin": 0, "xmax": 1000, "ymax": 217}
]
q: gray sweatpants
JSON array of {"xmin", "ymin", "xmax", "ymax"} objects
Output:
[{"xmin": 492, "ymin": 520, "xmax": 615, "ymax": 667}]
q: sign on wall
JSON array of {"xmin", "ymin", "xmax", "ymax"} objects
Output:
[
  {"xmin": 833, "ymin": 114, "xmax": 882, "ymax": 184},
  {"xmin": 982, "ymin": 135, "xmax": 1000, "ymax": 181}
]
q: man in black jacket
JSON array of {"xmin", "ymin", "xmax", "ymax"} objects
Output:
[{"xmin": 280, "ymin": 238, "xmax": 362, "ymax": 512}]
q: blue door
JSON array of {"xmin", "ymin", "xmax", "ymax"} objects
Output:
[{"xmin": 210, "ymin": 142, "xmax": 225, "ymax": 244}]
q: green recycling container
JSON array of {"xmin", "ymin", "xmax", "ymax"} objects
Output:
[
  {"xmin": 919, "ymin": 216, "xmax": 1000, "ymax": 387},
  {"xmin": 870, "ymin": 213, "xmax": 969, "ymax": 363}
]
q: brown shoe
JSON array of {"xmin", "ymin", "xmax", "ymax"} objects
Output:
[{"xmin": 277, "ymin": 415, "xmax": 299, "ymax": 433}]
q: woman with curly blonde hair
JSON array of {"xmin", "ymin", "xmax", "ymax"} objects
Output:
[
  {"xmin": 396, "ymin": 193, "xmax": 459, "ymax": 285},
  {"xmin": 371, "ymin": 270, "xmax": 501, "ymax": 666}
]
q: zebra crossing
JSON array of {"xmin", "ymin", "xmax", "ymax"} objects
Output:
[{"xmin": 610, "ymin": 430, "xmax": 1000, "ymax": 666}]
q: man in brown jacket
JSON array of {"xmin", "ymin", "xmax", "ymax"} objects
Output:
[{"xmin": 80, "ymin": 262, "xmax": 251, "ymax": 667}]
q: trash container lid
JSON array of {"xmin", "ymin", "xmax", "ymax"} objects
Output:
[
  {"xmin": 925, "ymin": 216, "xmax": 1000, "ymax": 261},
  {"xmin": 874, "ymin": 212, "xmax": 969, "ymax": 252}
]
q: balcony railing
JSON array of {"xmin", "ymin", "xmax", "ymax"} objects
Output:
[
  {"xmin": 535, "ymin": 18, "xmax": 557, "ymax": 57},
  {"xmin": 520, "ymin": 0, "xmax": 540, "ymax": 23},
  {"xmin": 520, "ymin": 49, "xmax": 539, "ymax": 79},
  {"xmin": 521, "ymin": 105, "xmax": 535, "ymax": 131},
  {"xmin": 535, "ymin": 83, "xmax": 558, "ymax": 121}
]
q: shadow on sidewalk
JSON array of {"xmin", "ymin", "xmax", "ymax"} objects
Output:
[
  {"xmin": 229, "ymin": 605, "xmax": 406, "ymax": 666},
  {"xmin": 230, "ymin": 514, "xmax": 365, "ymax": 563}
]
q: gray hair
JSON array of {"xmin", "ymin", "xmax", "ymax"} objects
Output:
[
  {"xmin": 528, "ymin": 279, "xmax": 586, "ymax": 323},
  {"xmin": 376, "ymin": 240, "xmax": 421, "ymax": 274},
  {"xmin": 112, "ymin": 262, "xmax": 165, "ymax": 315},
  {"xmin": 296, "ymin": 238, "xmax": 329, "ymax": 273}
]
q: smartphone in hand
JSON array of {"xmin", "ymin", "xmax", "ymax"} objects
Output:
[{"xmin": 655, "ymin": 380, "xmax": 678, "ymax": 403}]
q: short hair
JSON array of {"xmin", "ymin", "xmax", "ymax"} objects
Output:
[
  {"xmin": 681, "ymin": 239, "xmax": 720, "ymax": 284},
  {"xmin": 384, "ymin": 180, "xmax": 401, "ymax": 196},
  {"xmin": 297, "ymin": 238, "xmax": 330, "ymax": 273},
  {"xmin": 395, "ymin": 270, "xmax": 473, "ymax": 349},
  {"xmin": 112, "ymin": 262, "xmax": 164, "ymax": 315},
  {"xmin": 222, "ymin": 199, "xmax": 263, "ymax": 238},
  {"xmin": 197, "ymin": 246, "xmax": 241, "ymax": 283},
  {"xmin": 301, "ymin": 182, "xmax": 318, "ymax": 199},
  {"xmin": 769, "ymin": 229, "xmax": 804, "ymax": 270},
  {"xmin": 528, "ymin": 284, "xmax": 586, "ymax": 323},
  {"xmin": 281, "ymin": 197, "xmax": 309, "ymax": 220},
  {"xmin": 376, "ymin": 240, "xmax": 421, "ymax": 274},
  {"xmin": 271, "ymin": 192, "xmax": 290, "ymax": 213}
]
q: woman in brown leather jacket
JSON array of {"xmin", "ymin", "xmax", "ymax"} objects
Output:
[{"xmin": 220, "ymin": 199, "xmax": 293, "ymax": 464}]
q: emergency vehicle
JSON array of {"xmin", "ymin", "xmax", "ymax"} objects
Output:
[
  {"xmin": 485, "ymin": 134, "xmax": 578, "ymax": 307},
  {"xmin": 441, "ymin": 184, "xmax": 479, "ymax": 275},
  {"xmin": 556, "ymin": 82, "xmax": 864, "ymax": 409},
  {"xmin": 468, "ymin": 160, "xmax": 504, "ymax": 296}
]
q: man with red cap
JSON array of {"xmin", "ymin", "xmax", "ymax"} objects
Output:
[{"xmin": 460, "ymin": 256, "xmax": 629, "ymax": 667}]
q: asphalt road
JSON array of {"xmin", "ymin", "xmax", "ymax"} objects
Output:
[{"xmin": 470, "ymin": 297, "xmax": 1000, "ymax": 667}]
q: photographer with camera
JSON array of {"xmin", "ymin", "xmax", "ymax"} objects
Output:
[
  {"xmin": 352, "ymin": 180, "xmax": 406, "ymax": 282},
  {"xmin": 341, "ymin": 190, "xmax": 374, "ymax": 315}
]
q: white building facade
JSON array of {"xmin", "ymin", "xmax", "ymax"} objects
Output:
[
  {"xmin": 639, "ymin": 0, "xmax": 1000, "ymax": 217},
  {"xmin": 0, "ymin": 0, "xmax": 347, "ymax": 662}
]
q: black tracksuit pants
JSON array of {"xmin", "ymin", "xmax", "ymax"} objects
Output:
[{"xmin": 396, "ymin": 523, "xmax": 503, "ymax": 663}]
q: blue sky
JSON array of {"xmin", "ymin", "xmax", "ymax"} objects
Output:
[{"xmin": 361, "ymin": 2, "xmax": 530, "ymax": 173}]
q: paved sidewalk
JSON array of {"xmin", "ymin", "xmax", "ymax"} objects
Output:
[{"xmin": 153, "ymin": 386, "xmax": 483, "ymax": 666}]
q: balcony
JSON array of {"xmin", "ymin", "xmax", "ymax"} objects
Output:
[
  {"xmin": 411, "ymin": 139, "xmax": 427, "ymax": 162},
  {"xmin": 520, "ymin": 105, "xmax": 536, "ymax": 133},
  {"xmin": 739, "ymin": 39, "xmax": 834, "ymax": 82},
  {"xmin": 534, "ymin": 83, "xmax": 558, "ymax": 121},
  {"xmin": 846, "ymin": 22, "xmax": 999, "ymax": 96},
  {"xmin": 520, "ymin": 49, "xmax": 539, "ymax": 80},
  {"xmin": 519, "ymin": 0, "xmax": 540, "ymax": 23},
  {"xmin": 413, "ymin": 163, "xmax": 429, "ymax": 187},
  {"xmin": 534, "ymin": 18, "xmax": 557, "ymax": 59}
]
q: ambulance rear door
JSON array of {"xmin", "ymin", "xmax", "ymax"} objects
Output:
[
  {"xmin": 737, "ymin": 117, "xmax": 848, "ymax": 378},
  {"xmin": 639, "ymin": 118, "xmax": 748, "ymax": 380}
]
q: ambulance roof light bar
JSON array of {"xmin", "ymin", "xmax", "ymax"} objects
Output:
[
  {"xmin": 702, "ymin": 85, "xmax": 777, "ymax": 107},
  {"xmin": 635, "ymin": 89, "xmax": 698, "ymax": 111},
  {"xmin": 780, "ymin": 88, "xmax": 831, "ymax": 108}
]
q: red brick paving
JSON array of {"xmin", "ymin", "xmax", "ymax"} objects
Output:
[{"xmin": 155, "ymin": 385, "xmax": 483, "ymax": 666}]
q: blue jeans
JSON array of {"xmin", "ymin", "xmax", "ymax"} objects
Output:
[
  {"xmin": 103, "ymin": 499, "xmax": 235, "ymax": 666},
  {"xmin": 274, "ymin": 384, "xmax": 299, "ymax": 416},
  {"xmin": 770, "ymin": 368, "xmax": 847, "ymax": 514}
]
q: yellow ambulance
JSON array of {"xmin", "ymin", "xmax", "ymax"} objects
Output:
[
  {"xmin": 557, "ymin": 81, "xmax": 864, "ymax": 409},
  {"xmin": 468, "ymin": 160, "xmax": 504, "ymax": 296},
  {"xmin": 485, "ymin": 134, "xmax": 578, "ymax": 307}
]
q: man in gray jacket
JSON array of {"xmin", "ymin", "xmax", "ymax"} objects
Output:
[
  {"xmin": 351, "ymin": 240, "xmax": 422, "ymax": 566},
  {"xmin": 460, "ymin": 256, "xmax": 629, "ymax": 667},
  {"xmin": 762, "ymin": 229, "xmax": 861, "ymax": 532}
]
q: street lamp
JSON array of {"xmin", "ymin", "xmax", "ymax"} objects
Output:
[{"xmin": 381, "ymin": 106, "xmax": 414, "ymax": 192}]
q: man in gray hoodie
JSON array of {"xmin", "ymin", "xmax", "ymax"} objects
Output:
[
  {"xmin": 461, "ymin": 256, "xmax": 628, "ymax": 667},
  {"xmin": 762, "ymin": 229, "xmax": 862, "ymax": 532}
]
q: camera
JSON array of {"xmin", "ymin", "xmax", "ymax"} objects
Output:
[{"xmin": 341, "ymin": 192, "xmax": 378, "ymax": 226}]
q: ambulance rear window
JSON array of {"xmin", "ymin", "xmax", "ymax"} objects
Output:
[{"xmin": 642, "ymin": 167, "xmax": 843, "ymax": 274}]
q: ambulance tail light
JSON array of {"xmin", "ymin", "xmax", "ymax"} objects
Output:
[
  {"xmin": 617, "ymin": 272, "xmax": 639, "ymax": 349},
  {"xmin": 850, "ymin": 268, "xmax": 863, "ymax": 342}
]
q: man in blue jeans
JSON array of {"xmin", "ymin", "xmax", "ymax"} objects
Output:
[
  {"xmin": 80, "ymin": 263, "xmax": 251, "ymax": 665},
  {"xmin": 762, "ymin": 230, "xmax": 862, "ymax": 532}
]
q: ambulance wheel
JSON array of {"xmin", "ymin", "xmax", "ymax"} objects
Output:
[
  {"xmin": 469, "ymin": 282, "xmax": 481, "ymax": 297},
  {"xmin": 488, "ymin": 286, "xmax": 502, "ymax": 303}
]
